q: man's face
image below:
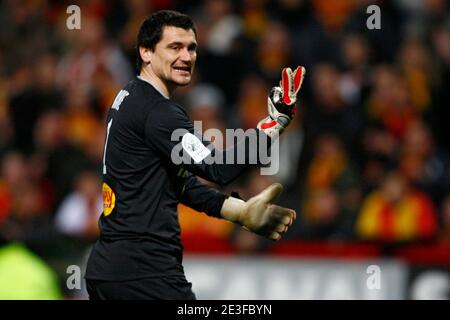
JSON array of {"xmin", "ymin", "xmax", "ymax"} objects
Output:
[{"xmin": 148, "ymin": 26, "xmax": 197, "ymax": 88}]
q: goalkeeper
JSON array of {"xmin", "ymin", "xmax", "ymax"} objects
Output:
[{"xmin": 85, "ymin": 10, "xmax": 305, "ymax": 300}]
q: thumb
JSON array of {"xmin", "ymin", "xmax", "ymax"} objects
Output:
[{"xmin": 257, "ymin": 183, "xmax": 284, "ymax": 204}]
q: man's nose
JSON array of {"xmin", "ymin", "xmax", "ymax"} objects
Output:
[{"xmin": 179, "ymin": 48, "xmax": 192, "ymax": 62}]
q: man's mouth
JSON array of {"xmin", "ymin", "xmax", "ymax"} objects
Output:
[{"xmin": 173, "ymin": 66, "xmax": 191, "ymax": 74}]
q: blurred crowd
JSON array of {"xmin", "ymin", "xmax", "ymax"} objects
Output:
[{"xmin": 0, "ymin": 0, "xmax": 449, "ymax": 298}]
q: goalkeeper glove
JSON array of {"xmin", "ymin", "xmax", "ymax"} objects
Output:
[
  {"xmin": 220, "ymin": 183, "xmax": 296, "ymax": 241},
  {"xmin": 257, "ymin": 66, "xmax": 306, "ymax": 139}
]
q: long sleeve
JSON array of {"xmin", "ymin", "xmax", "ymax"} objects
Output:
[{"xmin": 179, "ymin": 174, "xmax": 228, "ymax": 218}]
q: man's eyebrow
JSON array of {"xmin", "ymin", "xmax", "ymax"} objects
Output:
[
  {"xmin": 167, "ymin": 41, "xmax": 183, "ymax": 47},
  {"xmin": 167, "ymin": 41, "xmax": 197, "ymax": 48}
]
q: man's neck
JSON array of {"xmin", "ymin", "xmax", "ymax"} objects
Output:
[{"xmin": 139, "ymin": 69, "xmax": 172, "ymax": 99}]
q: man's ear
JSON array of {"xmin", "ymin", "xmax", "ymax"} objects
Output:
[{"xmin": 139, "ymin": 47, "xmax": 152, "ymax": 65}]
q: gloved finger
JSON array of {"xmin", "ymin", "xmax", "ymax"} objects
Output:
[
  {"xmin": 258, "ymin": 183, "xmax": 284, "ymax": 204},
  {"xmin": 288, "ymin": 209, "xmax": 296, "ymax": 226},
  {"xmin": 274, "ymin": 223, "xmax": 288, "ymax": 233},
  {"xmin": 281, "ymin": 208, "xmax": 296, "ymax": 223},
  {"xmin": 292, "ymin": 66, "xmax": 306, "ymax": 95},
  {"xmin": 279, "ymin": 67, "xmax": 289, "ymax": 89},
  {"xmin": 281, "ymin": 67, "xmax": 294, "ymax": 105},
  {"xmin": 268, "ymin": 231, "xmax": 281, "ymax": 241}
]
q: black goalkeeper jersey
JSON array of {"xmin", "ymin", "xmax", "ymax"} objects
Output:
[{"xmin": 85, "ymin": 77, "xmax": 270, "ymax": 281}]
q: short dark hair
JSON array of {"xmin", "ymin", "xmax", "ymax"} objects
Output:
[{"xmin": 136, "ymin": 10, "xmax": 196, "ymax": 71}]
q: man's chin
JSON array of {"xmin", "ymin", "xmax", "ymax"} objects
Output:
[{"xmin": 171, "ymin": 77, "xmax": 192, "ymax": 86}]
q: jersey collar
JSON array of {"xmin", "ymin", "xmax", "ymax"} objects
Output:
[{"xmin": 137, "ymin": 76, "xmax": 169, "ymax": 100}]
